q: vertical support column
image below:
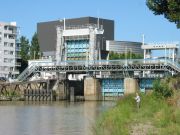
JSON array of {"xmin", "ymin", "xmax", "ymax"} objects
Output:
[
  {"xmin": 70, "ymin": 87, "xmax": 75, "ymax": 102},
  {"xmin": 172, "ymin": 48, "xmax": 175, "ymax": 62},
  {"xmin": 144, "ymin": 49, "xmax": 146, "ymax": 59},
  {"xmin": 84, "ymin": 77, "xmax": 102, "ymax": 101},
  {"xmin": 143, "ymin": 49, "xmax": 146, "ymax": 77},
  {"xmin": 56, "ymin": 27, "xmax": 63, "ymax": 65},
  {"xmin": 89, "ymin": 28, "xmax": 96, "ymax": 61},
  {"xmin": 46, "ymin": 80, "xmax": 51, "ymax": 101},
  {"xmin": 124, "ymin": 78, "xmax": 139, "ymax": 95},
  {"xmin": 165, "ymin": 45, "xmax": 167, "ymax": 64}
]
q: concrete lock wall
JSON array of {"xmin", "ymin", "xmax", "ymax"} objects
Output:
[
  {"xmin": 84, "ymin": 77, "xmax": 102, "ymax": 100},
  {"xmin": 124, "ymin": 78, "xmax": 139, "ymax": 95},
  {"xmin": 53, "ymin": 80, "xmax": 66, "ymax": 100}
]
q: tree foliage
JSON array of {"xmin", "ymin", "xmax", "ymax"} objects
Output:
[
  {"xmin": 109, "ymin": 51, "xmax": 143, "ymax": 60},
  {"xmin": 20, "ymin": 36, "xmax": 30, "ymax": 61},
  {"xmin": 146, "ymin": 0, "xmax": 180, "ymax": 28},
  {"xmin": 30, "ymin": 32, "xmax": 40, "ymax": 59},
  {"xmin": 153, "ymin": 79, "xmax": 173, "ymax": 98}
]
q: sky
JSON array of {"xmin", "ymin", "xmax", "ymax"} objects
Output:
[{"xmin": 0, "ymin": 0, "xmax": 179, "ymax": 43}]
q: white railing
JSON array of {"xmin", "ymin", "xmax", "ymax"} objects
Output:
[{"xmin": 17, "ymin": 59, "xmax": 180, "ymax": 81}]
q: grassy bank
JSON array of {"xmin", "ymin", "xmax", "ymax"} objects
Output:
[{"xmin": 94, "ymin": 92, "xmax": 180, "ymax": 135}]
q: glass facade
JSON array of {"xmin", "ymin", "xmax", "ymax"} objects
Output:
[
  {"xmin": 101, "ymin": 79, "xmax": 124, "ymax": 96},
  {"xmin": 66, "ymin": 39, "xmax": 89, "ymax": 60},
  {"xmin": 139, "ymin": 78, "xmax": 154, "ymax": 92}
]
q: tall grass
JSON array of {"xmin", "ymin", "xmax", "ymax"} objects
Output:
[{"xmin": 94, "ymin": 93, "xmax": 180, "ymax": 135}]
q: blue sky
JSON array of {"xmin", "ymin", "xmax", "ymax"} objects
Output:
[{"xmin": 0, "ymin": 0, "xmax": 179, "ymax": 43}]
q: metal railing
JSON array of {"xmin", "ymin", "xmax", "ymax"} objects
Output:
[
  {"xmin": 16, "ymin": 59, "xmax": 180, "ymax": 81},
  {"xmin": 57, "ymin": 59, "xmax": 166, "ymax": 66}
]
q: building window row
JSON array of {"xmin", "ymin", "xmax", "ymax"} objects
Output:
[
  {"xmin": 0, "ymin": 66, "xmax": 14, "ymax": 71},
  {"xmin": 4, "ymin": 26, "xmax": 15, "ymax": 31},
  {"xmin": 4, "ymin": 42, "xmax": 14, "ymax": 47},
  {"xmin": 4, "ymin": 50, "xmax": 14, "ymax": 55},
  {"xmin": 4, "ymin": 58, "xmax": 14, "ymax": 63},
  {"xmin": 4, "ymin": 34, "xmax": 16, "ymax": 39}
]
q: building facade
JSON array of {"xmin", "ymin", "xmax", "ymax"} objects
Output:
[
  {"xmin": 37, "ymin": 17, "xmax": 114, "ymax": 58},
  {"xmin": 106, "ymin": 40, "xmax": 143, "ymax": 54},
  {"xmin": 0, "ymin": 22, "xmax": 20, "ymax": 78},
  {"xmin": 56, "ymin": 24, "xmax": 104, "ymax": 63}
]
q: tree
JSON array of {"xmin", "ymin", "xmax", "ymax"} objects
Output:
[
  {"xmin": 30, "ymin": 32, "xmax": 40, "ymax": 59},
  {"xmin": 20, "ymin": 36, "xmax": 30, "ymax": 61},
  {"xmin": 153, "ymin": 79, "xmax": 173, "ymax": 98},
  {"xmin": 146, "ymin": 0, "xmax": 180, "ymax": 28},
  {"xmin": 19, "ymin": 36, "xmax": 30, "ymax": 73},
  {"xmin": 109, "ymin": 51, "xmax": 143, "ymax": 60}
]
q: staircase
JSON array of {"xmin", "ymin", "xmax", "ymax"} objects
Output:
[
  {"xmin": 17, "ymin": 63, "xmax": 40, "ymax": 82},
  {"xmin": 166, "ymin": 60, "xmax": 180, "ymax": 73}
]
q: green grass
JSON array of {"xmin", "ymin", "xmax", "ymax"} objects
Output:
[{"xmin": 94, "ymin": 93, "xmax": 180, "ymax": 135}]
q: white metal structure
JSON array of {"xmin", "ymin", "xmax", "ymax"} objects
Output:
[
  {"xmin": 0, "ymin": 22, "xmax": 20, "ymax": 78},
  {"xmin": 56, "ymin": 24, "xmax": 104, "ymax": 65},
  {"xmin": 142, "ymin": 42, "xmax": 179, "ymax": 62}
]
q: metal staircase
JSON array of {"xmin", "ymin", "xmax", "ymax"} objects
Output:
[
  {"xmin": 17, "ymin": 63, "xmax": 39, "ymax": 82},
  {"xmin": 166, "ymin": 60, "xmax": 180, "ymax": 73}
]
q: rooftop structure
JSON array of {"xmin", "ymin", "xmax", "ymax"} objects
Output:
[{"xmin": 142, "ymin": 42, "xmax": 179, "ymax": 61}]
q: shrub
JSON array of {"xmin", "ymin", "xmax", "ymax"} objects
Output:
[{"xmin": 153, "ymin": 79, "xmax": 173, "ymax": 98}]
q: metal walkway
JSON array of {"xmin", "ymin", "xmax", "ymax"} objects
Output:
[{"xmin": 17, "ymin": 59, "xmax": 180, "ymax": 81}]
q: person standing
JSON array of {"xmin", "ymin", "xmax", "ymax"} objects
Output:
[{"xmin": 135, "ymin": 92, "xmax": 140, "ymax": 109}]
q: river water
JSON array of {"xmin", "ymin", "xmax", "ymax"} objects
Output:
[{"xmin": 0, "ymin": 101, "xmax": 114, "ymax": 135}]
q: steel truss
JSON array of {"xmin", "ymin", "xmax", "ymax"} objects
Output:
[
  {"xmin": 35, "ymin": 63, "xmax": 177, "ymax": 73},
  {"xmin": 17, "ymin": 59, "xmax": 180, "ymax": 81}
]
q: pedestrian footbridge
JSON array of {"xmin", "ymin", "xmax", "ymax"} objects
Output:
[{"xmin": 17, "ymin": 59, "xmax": 180, "ymax": 82}]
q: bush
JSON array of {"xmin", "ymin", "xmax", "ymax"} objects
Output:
[{"xmin": 153, "ymin": 79, "xmax": 173, "ymax": 98}]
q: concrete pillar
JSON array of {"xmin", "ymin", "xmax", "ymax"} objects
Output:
[
  {"xmin": 53, "ymin": 80, "xmax": 66, "ymax": 100},
  {"xmin": 84, "ymin": 77, "xmax": 102, "ymax": 100},
  {"xmin": 70, "ymin": 87, "xmax": 75, "ymax": 102},
  {"xmin": 144, "ymin": 49, "xmax": 146, "ymax": 59},
  {"xmin": 124, "ymin": 78, "xmax": 139, "ymax": 95}
]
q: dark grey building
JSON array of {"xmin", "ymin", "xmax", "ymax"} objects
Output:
[
  {"xmin": 37, "ymin": 17, "xmax": 114, "ymax": 57},
  {"xmin": 106, "ymin": 40, "xmax": 143, "ymax": 54}
]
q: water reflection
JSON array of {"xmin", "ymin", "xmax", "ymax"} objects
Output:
[{"xmin": 0, "ymin": 101, "xmax": 114, "ymax": 135}]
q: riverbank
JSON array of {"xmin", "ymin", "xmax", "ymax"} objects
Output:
[{"xmin": 94, "ymin": 92, "xmax": 180, "ymax": 135}]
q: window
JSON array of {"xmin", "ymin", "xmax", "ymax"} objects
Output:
[
  {"xmin": 10, "ymin": 43, "xmax": 14, "ymax": 47},
  {"xmin": 9, "ymin": 35, "xmax": 15, "ymax": 39},
  {"xmin": 10, "ymin": 51, "xmax": 14, "ymax": 55},
  {"xmin": 3, "ymin": 58, "xmax": 14, "ymax": 63},
  {"xmin": 4, "ymin": 34, "xmax": 8, "ymax": 38},
  {"xmin": 4, "ymin": 26, "xmax": 8, "ymax": 30},
  {"xmin": 10, "ymin": 67, "xmax": 14, "ymax": 71},
  {"xmin": 4, "ymin": 58, "xmax": 8, "ymax": 63},
  {"xmin": 4, "ymin": 50, "xmax": 8, "ymax": 55},
  {"xmin": 4, "ymin": 42, "xmax": 8, "ymax": 46}
]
